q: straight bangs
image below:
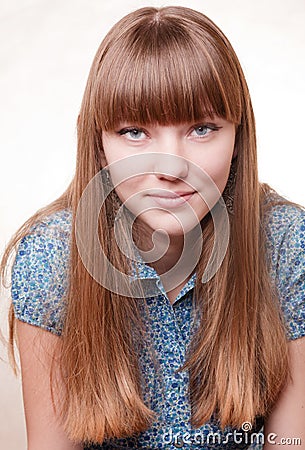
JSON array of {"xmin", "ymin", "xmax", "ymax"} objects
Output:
[{"xmin": 92, "ymin": 11, "xmax": 243, "ymax": 130}]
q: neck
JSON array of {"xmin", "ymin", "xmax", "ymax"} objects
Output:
[
  {"xmin": 136, "ymin": 226, "xmax": 184, "ymax": 275},
  {"xmin": 133, "ymin": 220, "xmax": 201, "ymax": 302}
]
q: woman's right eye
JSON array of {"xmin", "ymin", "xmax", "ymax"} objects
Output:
[{"xmin": 118, "ymin": 127, "xmax": 147, "ymax": 140}]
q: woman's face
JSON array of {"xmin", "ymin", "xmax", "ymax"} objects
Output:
[{"xmin": 102, "ymin": 117, "xmax": 235, "ymax": 237}]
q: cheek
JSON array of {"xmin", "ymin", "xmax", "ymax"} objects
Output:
[
  {"xmin": 102, "ymin": 146, "xmax": 118, "ymax": 166},
  {"xmin": 209, "ymin": 161, "xmax": 232, "ymax": 194},
  {"xmin": 113, "ymin": 177, "xmax": 144, "ymax": 203},
  {"xmin": 199, "ymin": 136, "xmax": 235, "ymax": 193},
  {"xmin": 194, "ymin": 153, "xmax": 233, "ymax": 195},
  {"xmin": 102, "ymin": 135, "xmax": 129, "ymax": 166}
]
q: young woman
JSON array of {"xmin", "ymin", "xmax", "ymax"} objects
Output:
[{"xmin": 1, "ymin": 6, "xmax": 305, "ymax": 450}]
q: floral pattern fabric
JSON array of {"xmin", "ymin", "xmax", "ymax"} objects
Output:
[{"xmin": 11, "ymin": 198, "xmax": 305, "ymax": 449}]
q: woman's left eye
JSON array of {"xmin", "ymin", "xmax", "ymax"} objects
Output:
[
  {"xmin": 118, "ymin": 127, "xmax": 147, "ymax": 140},
  {"xmin": 190, "ymin": 124, "xmax": 221, "ymax": 138}
]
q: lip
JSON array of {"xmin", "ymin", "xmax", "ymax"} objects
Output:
[{"xmin": 147, "ymin": 191, "xmax": 195, "ymax": 208}]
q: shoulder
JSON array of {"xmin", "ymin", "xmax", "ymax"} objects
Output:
[
  {"xmin": 11, "ymin": 208, "xmax": 72, "ymax": 336},
  {"xmin": 262, "ymin": 193, "xmax": 305, "ymax": 340},
  {"xmin": 14, "ymin": 208, "xmax": 73, "ymax": 269},
  {"xmin": 29, "ymin": 208, "xmax": 72, "ymax": 238},
  {"xmin": 263, "ymin": 192, "xmax": 305, "ymax": 239},
  {"xmin": 263, "ymin": 194, "xmax": 305, "ymax": 276}
]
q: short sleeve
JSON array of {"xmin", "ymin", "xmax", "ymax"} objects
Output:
[
  {"xmin": 265, "ymin": 202, "xmax": 305, "ymax": 340},
  {"xmin": 11, "ymin": 209, "xmax": 72, "ymax": 336}
]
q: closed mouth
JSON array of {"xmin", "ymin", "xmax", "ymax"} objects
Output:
[{"xmin": 147, "ymin": 191, "xmax": 195, "ymax": 208}]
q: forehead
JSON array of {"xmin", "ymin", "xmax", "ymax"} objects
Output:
[{"xmin": 93, "ymin": 14, "xmax": 242, "ymax": 131}]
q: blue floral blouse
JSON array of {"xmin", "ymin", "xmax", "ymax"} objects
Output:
[{"xmin": 11, "ymin": 197, "xmax": 305, "ymax": 449}]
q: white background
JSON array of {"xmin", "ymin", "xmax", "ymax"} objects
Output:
[{"xmin": 0, "ymin": 0, "xmax": 304, "ymax": 448}]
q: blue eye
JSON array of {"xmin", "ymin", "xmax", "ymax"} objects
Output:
[
  {"xmin": 194, "ymin": 125, "xmax": 209, "ymax": 136},
  {"xmin": 190, "ymin": 124, "xmax": 222, "ymax": 138},
  {"xmin": 118, "ymin": 127, "xmax": 146, "ymax": 140}
]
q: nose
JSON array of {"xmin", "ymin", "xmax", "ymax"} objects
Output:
[{"xmin": 153, "ymin": 153, "xmax": 189, "ymax": 181}]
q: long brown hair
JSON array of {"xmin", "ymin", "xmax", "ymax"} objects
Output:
[{"xmin": 1, "ymin": 6, "xmax": 289, "ymax": 443}]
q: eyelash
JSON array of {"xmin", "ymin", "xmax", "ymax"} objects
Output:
[
  {"xmin": 191, "ymin": 124, "xmax": 222, "ymax": 138},
  {"xmin": 118, "ymin": 127, "xmax": 146, "ymax": 139},
  {"xmin": 117, "ymin": 124, "xmax": 222, "ymax": 140}
]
